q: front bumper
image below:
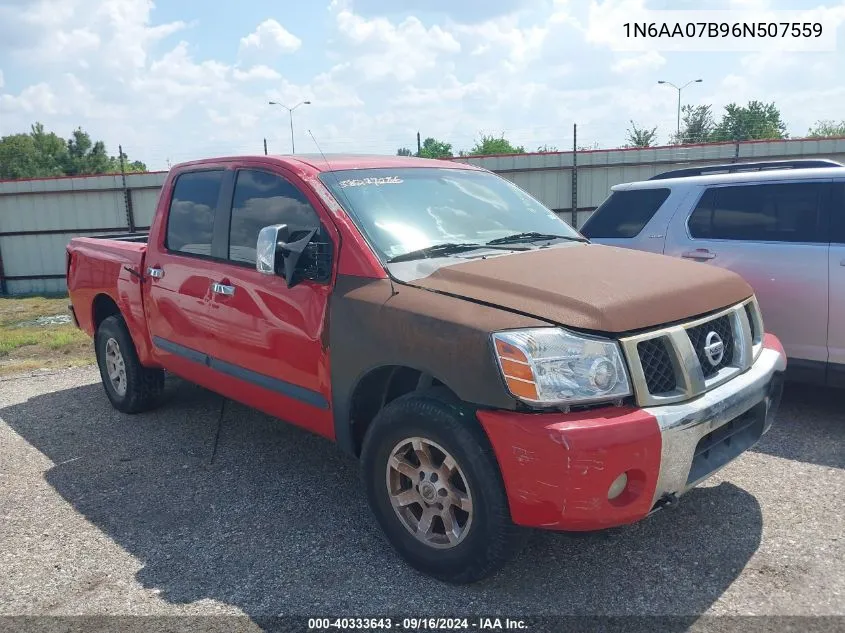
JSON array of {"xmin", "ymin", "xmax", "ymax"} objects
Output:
[{"xmin": 476, "ymin": 334, "xmax": 786, "ymax": 531}]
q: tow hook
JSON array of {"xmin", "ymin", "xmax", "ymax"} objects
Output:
[{"xmin": 653, "ymin": 492, "xmax": 679, "ymax": 512}]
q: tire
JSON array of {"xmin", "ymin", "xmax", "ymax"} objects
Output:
[
  {"xmin": 94, "ymin": 315, "xmax": 164, "ymax": 414},
  {"xmin": 360, "ymin": 390, "xmax": 526, "ymax": 583}
]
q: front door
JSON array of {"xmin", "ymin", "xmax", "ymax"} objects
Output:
[
  {"xmin": 664, "ymin": 181, "xmax": 831, "ymax": 366},
  {"xmin": 143, "ymin": 168, "xmax": 229, "ymax": 380},
  {"xmin": 199, "ymin": 165, "xmax": 337, "ymax": 438}
]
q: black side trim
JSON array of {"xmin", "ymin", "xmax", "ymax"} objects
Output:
[
  {"xmin": 153, "ymin": 336, "xmax": 209, "ymax": 365},
  {"xmin": 827, "ymin": 362, "xmax": 845, "ymax": 388},
  {"xmin": 208, "ymin": 357, "xmax": 329, "ymax": 409},
  {"xmin": 785, "ymin": 358, "xmax": 827, "ymax": 386},
  {"xmin": 151, "ymin": 336, "xmax": 329, "ymax": 409}
]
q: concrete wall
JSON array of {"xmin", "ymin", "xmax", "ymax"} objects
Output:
[{"xmin": 2, "ymin": 137, "xmax": 845, "ymax": 295}]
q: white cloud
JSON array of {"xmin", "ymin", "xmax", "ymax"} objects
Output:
[
  {"xmin": 239, "ymin": 19, "xmax": 301, "ymax": 56},
  {"xmin": 0, "ymin": 69, "xmax": 4, "ymax": 89},
  {"xmin": 335, "ymin": 8, "xmax": 460, "ymax": 81},
  {"xmin": 611, "ymin": 50, "xmax": 665, "ymax": 74},
  {"xmin": 233, "ymin": 65, "xmax": 282, "ymax": 82}
]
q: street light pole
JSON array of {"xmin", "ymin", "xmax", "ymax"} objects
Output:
[
  {"xmin": 268, "ymin": 100, "xmax": 311, "ymax": 154},
  {"xmin": 657, "ymin": 79, "xmax": 702, "ymax": 142}
]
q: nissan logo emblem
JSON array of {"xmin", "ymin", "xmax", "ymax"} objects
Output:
[{"xmin": 704, "ymin": 331, "xmax": 725, "ymax": 367}]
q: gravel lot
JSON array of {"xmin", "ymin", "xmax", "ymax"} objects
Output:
[{"xmin": 1, "ymin": 366, "xmax": 843, "ymax": 625}]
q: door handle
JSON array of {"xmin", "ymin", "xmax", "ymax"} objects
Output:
[
  {"xmin": 681, "ymin": 249, "xmax": 716, "ymax": 261},
  {"xmin": 210, "ymin": 281, "xmax": 236, "ymax": 296},
  {"xmin": 147, "ymin": 267, "xmax": 164, "ymax": 279}
]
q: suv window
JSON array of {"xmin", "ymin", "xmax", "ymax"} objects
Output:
[
  {"xmin": 581, "ymin": 188, "xmax": 670, "ymax": 238},
  {"xmin": 689, "ymin": 182, "xmax": 827, "ymax": 243},
  {"xmin": 166, "ymin": 170, "xmax": 225, "ymax": 256},
  {"xmin": 228, "ymin": 169, "xmax": 321, "ymax": 265}
]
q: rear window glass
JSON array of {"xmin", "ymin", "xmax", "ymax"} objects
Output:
[
  {"xmin": 688, "ymin": 182, "xmax": 826, "ymax": 243},
  {"xmin": 581, "ymin": 188, "xmax": 670, "ymax": 238},
  {"xmin": 166, "ymin": 170, "xmax": 224, "ymax": 256}
]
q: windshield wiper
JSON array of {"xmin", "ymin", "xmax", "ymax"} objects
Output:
[
  {"xmin": 387, "ymin": 243, "xmax": 488, "ymax": 263},
  {"xmin": 486, "ymin": 231, "xmax": 589, "ymax": 246}
]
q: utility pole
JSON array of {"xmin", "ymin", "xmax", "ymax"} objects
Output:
[
  {"xmin": 264, "ymin": 138, "xmax": 268, "ymax": 156},
  {"xmin": 268, "ymin": 101, "xmax": 312, "ymax": 154},
  {"xmin": 417, "ymin": 132, "xmax": 422, "ymax": 155},
  {"xmin": 657, "ymin": 79, "xmax": 703, "ymax": 142}
]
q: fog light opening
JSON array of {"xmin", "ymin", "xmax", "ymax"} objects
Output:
[{"xmin": 607, "ymin": 472, "xmax": 629, "ymax": 500}]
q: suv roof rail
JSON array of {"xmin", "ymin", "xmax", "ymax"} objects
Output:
[{"xmin": 648, "ymin": 159, "xmax": 844, "ymax": 181}]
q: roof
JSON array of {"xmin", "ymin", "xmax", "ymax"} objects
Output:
[
  {"xmin": 172, "ymin": 154, "xmax": 484, "ymax": 175},
  {"xmin": 614, "ymin": 165, "xmax": 845, "ymax": 190}
]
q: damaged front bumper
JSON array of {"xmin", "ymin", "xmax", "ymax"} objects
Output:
[{"xmin": 476, "ymin": 334, "xmax": 786, "ymax": 531}]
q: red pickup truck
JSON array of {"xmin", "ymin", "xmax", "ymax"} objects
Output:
[{"xmin": 67, "ymin": 154, "xmax": 786, "ymax": 583}]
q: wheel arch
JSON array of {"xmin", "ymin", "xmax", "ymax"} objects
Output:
[{"xmin": 341, "ymin": 363, "xmax": 464, "ymax": 457}]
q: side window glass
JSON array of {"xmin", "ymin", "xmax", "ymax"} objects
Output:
[
  {"xmin": 690, "ymin": 183, "xmax": 825, "ymax": 243},
  {"xmin": 228, "ymin": 170, "xmax": 321, "ymax": 265},
  {"xmin": 165, "ymin": 170, "xmax": 224, "ymax": 256},
  {"xmin": 580, "ymin": 188, "xmax": 670, "ymax": 238}
]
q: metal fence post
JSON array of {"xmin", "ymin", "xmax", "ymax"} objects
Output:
[
  {"xmin": 119, "ymin": 144, "xmax": 136, "ymax": 233},
  {"xmin": 571, "ymin": 123, "xmax": 578, "ymax": 229}
]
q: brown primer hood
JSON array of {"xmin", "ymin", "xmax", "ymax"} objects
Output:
[{"xmin": 406, "ymin": 244, "xmax": 753, "ymax": 333}]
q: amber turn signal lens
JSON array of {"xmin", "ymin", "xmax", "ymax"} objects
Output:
[
  {"xmin": 499, "ymin": 358, "xmax": 534, "ymax": 381},
  {"xmin": 495, "ymin": 338, "xmax": 528, "ymax": 363},
  {"xmin": 504, "ymin": 377, "xmax": 539, "ymax": 400}
]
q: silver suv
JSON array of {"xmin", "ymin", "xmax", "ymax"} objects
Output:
[{"xmin": 581, "ymin": 159, "xmax": 845, "ymax": 388}]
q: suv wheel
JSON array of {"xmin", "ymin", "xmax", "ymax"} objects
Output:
[
  {"xmin": 95, "ymin": 315, "xmax": 164, "ymax": 413},
  {"xmin": 360, "ymin": 391, "xmax": 525, "ymax": 583}
]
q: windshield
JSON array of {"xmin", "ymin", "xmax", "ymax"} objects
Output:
[{"xmin": 318, "ymin": 167, "xmax": 582, "ymax": 261}]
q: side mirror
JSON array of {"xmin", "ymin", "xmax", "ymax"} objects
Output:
[{"xmin": 256, "ymin": 224, "xmax": 331, "ymax": 288}]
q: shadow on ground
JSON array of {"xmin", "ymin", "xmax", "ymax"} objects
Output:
[
  {"xmin": 751, "ymin": 382, "xmax": 844, "ymax": 469},
  {"xmin": 1, "ymin": 377, "xmax": 772, "ymax": 622}
]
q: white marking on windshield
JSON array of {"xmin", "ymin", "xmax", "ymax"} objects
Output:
[{"xmin": 339, "ymin": 176, "xmax": 404, "ymax": 188}]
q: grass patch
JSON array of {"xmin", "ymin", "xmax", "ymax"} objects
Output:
[{"xmin": 0, "ymin": 296, "xmax": 95, "ymax": 376}]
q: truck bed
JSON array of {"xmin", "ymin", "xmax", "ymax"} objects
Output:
[{"xmin": 66, "ymin": 236, "xmax": 152, "ymax": 361}]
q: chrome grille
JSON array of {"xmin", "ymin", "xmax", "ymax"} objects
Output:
[
  {"xmin": 637, "ymin": 338, "xmax": 677, "ymax": 394},
  {"xmin": 620, "ymin": 297, "xmax": 764, "ymax": 407},
  {"xmin": 687, "ymin": 315, "xmax": 734, "ymax": 378}
]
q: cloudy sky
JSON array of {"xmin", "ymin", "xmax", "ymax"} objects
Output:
[{"xmin": 0, "ymin": 0, "xmax": 843, "ymax": 170}]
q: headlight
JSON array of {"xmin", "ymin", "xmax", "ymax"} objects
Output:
[{"xmin": 492, "ymin": 328, "xmax": 632, "ymax": 406}]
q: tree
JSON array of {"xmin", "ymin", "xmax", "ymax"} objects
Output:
[
  {"xmin": 396, "ymin": 147, "xmax": 413, "ymax": 156},
  {"xmin": 537, "ymin": 144, "xmax": 558, "ymax": 152},
  {"xmin": 417, "ymin": 137, "xmax": 453, "ymax": 159},
  {"xmin": 625, "ymin": 121, "xmax": 658, "ymax": 148},
  {"xmin": 674, "ymin": 104, "xmax": 715, "ymax": 144},
  {"xmin": 807, "ymin": 120, "xmax": 845, "ymax": 138},
  {"xmin": 0, "ymin": 122, "xmax": 146, "ymax": 180},
  {"xmin": 468, "ymin": 134, "xmax": 525, "ymax": 156},
  {"xmin": 711, "ymin": 101, "xmax": 787, "ymax": 142}
]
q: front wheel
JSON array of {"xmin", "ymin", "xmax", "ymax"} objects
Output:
[
  {"xmin": 360, "ymin": 391, "xmax": 525, "ymax": 583},
  {"xmin": 95, "ymin": 315, "xmax": 164, "ymax": 414}
]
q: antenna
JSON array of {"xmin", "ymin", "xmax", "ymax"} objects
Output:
[{"xmin": 307, "ymin": 129, "xmax": 398, "ymax": 297}]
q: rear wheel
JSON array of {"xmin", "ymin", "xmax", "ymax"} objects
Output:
[
  {"xmin": 95, "ymin": 315, "xmax": 164, "ymax": 413},
  {"xmin": 361, "ymin": 391, "xmax": 525, "ymax": 583}
]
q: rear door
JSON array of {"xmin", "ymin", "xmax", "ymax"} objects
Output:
[
  {"xmin": 143, "ymin": 168, "xmax": 229, "ymax": 377},
  {"xmin": 828, "ymin": 181, "xmax": 845, "ymax": 385},
  {"xmin": 197, "ymin": 165, "xmax": 337, "ymax": 438},
  {"xmin": 664, "ymin": 180, "xmax": 831, "ymax": 368},
  {"xmin": 581, "ymin": 185, "xmax": 683, "ymax": 253}
]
